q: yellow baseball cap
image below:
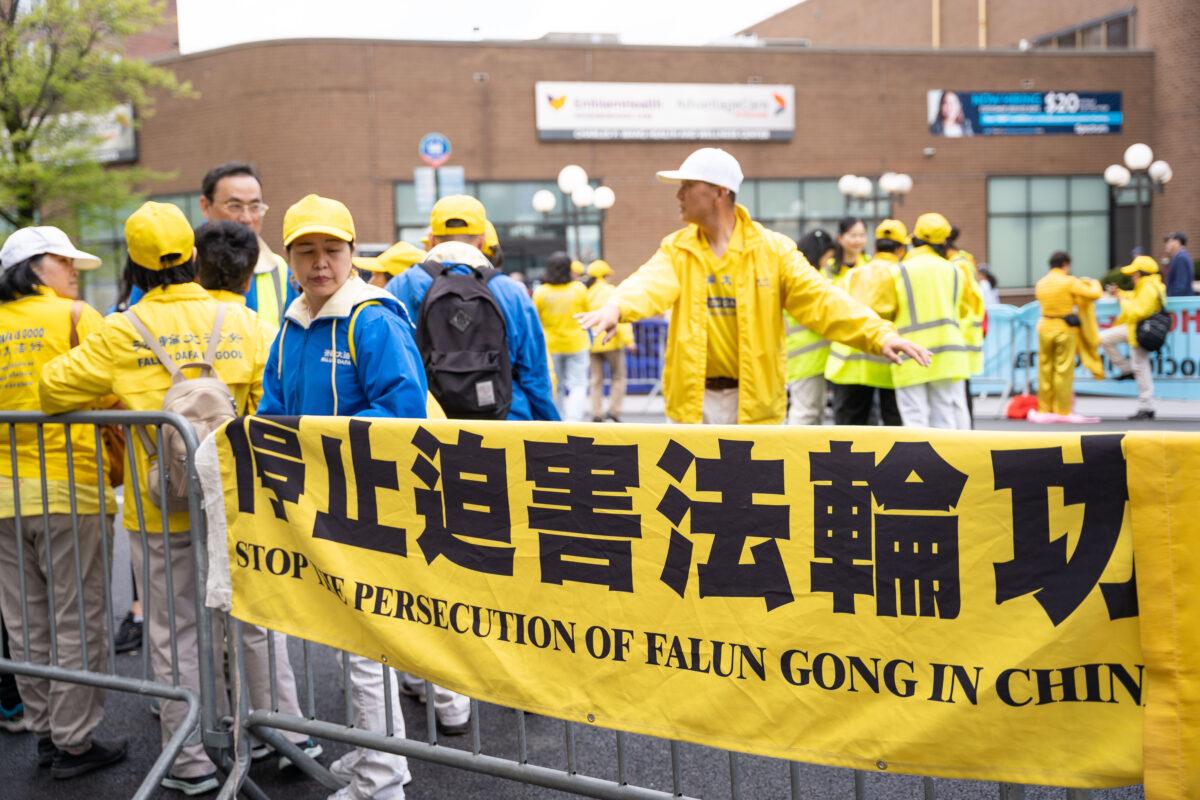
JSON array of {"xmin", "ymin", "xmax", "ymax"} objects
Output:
[
  {"xmin": 586, "ymin": 259, "xmax": 613, "ymax": 279},
  {"xmin": 353, "ymin": 241, "xmax": 427, "ymax": 276},
  {"xmin": 483, "ymin": 220, "xmax": 500, "ymax": 257},
  {"xmin": 125, "ymin": 202, "xmax": 194, "ymax": 271},
  {"xmin": 570, "ymin": 260, "xmax": 585, "ymax": 276},
  {"xmin": 282, "ymin": 194, "xmax": 355, "ymax": 247},
  {"xmin": 913, "ymin": 212, "xmax": 952, "ymax": 246},
  {"xmin": 1121, "ymin": 255, "xmax": 1159, "ymax": 275},
  {"xmin": 874, "ymin": 219, "xmax": 910, "ymax": 245},
  {"xmin": 430, "ymin": 195, "xmax": 487, "ymax": 237}
]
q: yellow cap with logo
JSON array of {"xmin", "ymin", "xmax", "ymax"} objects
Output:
[
  {"xmin": 353, "ymin": 241, "xmax": 428, "ymax": 276},
  {"xmin": 1120, "ymin": 255, "xmax": 1159, "ymax": 275},
  {"xmin": 430, "ymin": 195, "xmax": 487, "ymax": 237},
  {"xmin": 570, "ymin": 260, "xmax": 585, "ymax": 277},
  {"xmin": 913, "ymin": 212, "xmax": 953, "ymax": 246},
  {"xmin": 282, "ymin": 194, "xmax": 355, "ymax": 247},
  {"xmin": 874, "ymin": 219, "xmax": 910, "ymax": 245},
  {"xmin": 125, "ymin": 202, "xmax": 194, "ymax": 271},
  {"xmin": 586, "ymin": 259, "xmax": 613, "ymax": 279}
]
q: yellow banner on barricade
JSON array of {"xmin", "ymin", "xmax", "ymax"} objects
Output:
[{"xmin": 208, "ymin": 418, "xmax": 1185, "ymax": 790}]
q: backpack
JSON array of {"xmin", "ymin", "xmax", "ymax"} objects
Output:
[
  {"xmin": 415, "ymin": 261, "xmax": 512, "ymax": 420},
  {"xmin": 124, "ymin": 305, "xmax": 238, "ymax": 512}
]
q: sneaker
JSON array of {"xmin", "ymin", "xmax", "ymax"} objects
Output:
[
  {"xmin": 328, "ymin": 753, "xmax": 412, "ymax": 790},
  {"xmin": 591, "ymin": 416, "xmax": 604, "ymax": 423},
  {"xmin": 37, "ymin": 736, "xmax": 60, "ymax": 767},
  {"xmin": 113, "ymin": 612, "xmax": 143, "ymax": 654},
  {"xmin": 161, "ymin": 771, "xmax": 220, "ymax": 796},
  {"xmin": 278, "ymin": 738, "xmax": 323, "ymax": 771},
  {"xmin": 51, "ymin": 738, "xmax": 128, "ymax": 779},
  {"xmin": 437, "ymin": 718, "xmax": 469, "ymax": 736},
  {"xmin": 0, "ymin": 702, "xmax": 25, "ymax": 732},
  {"xmin": 249, "ymin": 738, "xmax": 271, "ymax": 761},
  {"xmin": 1128, "ymin": 409, "xmax": 1156, "ymax": 421},
  {"xmin": 606, "ymin": 413, "xmax": 622, "ymax": 423},
  {"xmin": 398, "ymin": 680, "xmax": 426, "ymax": 703},
  {"xmin": 1115, "ymin": 372, "xmax": 1135, "ymax": 382}
]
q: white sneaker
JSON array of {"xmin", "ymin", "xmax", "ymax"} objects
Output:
[{"xmin": 329, "ymin": 750, "xmax": 412, "ymax": 788}]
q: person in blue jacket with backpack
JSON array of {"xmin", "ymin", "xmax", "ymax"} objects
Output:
[
  {"xmin": 385, "ymin": 195, "xmax": 559, "ymax": 422},
  {"xmin": 257, "ymin": 194, "xmax": 419, "ymax": 800}
]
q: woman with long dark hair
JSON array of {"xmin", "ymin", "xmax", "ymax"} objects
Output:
[
  {"xmin": 784, "ymin": 229, "xmax": 837, "ymax": 425},
  {"xmin": 533, "ymin": 251, "xmax": 591, "ymax": 421},
  {"xmin": 827, "ymin": 216, "xmax": 868, "ymax": 280}
]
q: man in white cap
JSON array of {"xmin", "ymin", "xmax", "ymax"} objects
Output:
[{"xmin": 577, "ymin": 147, "xmax": 929, "ymax": 425}]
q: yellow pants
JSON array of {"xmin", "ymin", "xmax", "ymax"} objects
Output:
[{"xmin": 1037, "ymin": 322, "xmax": 1077, "ymax": 415}]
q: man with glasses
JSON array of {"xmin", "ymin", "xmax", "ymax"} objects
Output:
[{"xmin": 199, "ymin": 162, "xmax": 293, "ymax": 327}]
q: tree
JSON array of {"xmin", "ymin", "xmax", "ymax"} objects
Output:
[{"xmin": 0, "ymin": 0, "xmax": 190, "ymax": 230}]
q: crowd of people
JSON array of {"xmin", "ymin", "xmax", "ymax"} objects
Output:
[{"xmin": 0, "ymin": 147, "xmax": 1186, "ymax": 798}]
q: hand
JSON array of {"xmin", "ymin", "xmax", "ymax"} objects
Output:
[
  {"xmin": 880, "ymin": 334, "xmax": 932, "ymax": 367},
  {"xmin": 575, "ymin": 302, "xmax": 621, "ymax": 345}
]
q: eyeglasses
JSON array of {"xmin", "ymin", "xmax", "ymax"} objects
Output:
[{"xmin": 221, "ymin": 201, "xmax": 269, "ymax": 217}]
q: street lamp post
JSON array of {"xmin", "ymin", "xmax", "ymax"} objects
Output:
[
  {"xmin": 837, "ymin": 174, "xmax": 875, "ymax": 216},
  {"xmin": 534, "ymin": 166, "xmax": 615, "ymax": 260},
  {"xmin": 878, "ymin": 172, "xmax": 914, "ymax": 218},
  {"xmin": 1104, "ymin": 143, "xmax": 1172, "ymax": 257}
]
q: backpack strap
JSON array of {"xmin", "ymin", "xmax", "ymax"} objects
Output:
[
  {"xmin": 347, "ymin": 300, "xmax": 381, "ymax": 366},
  {"xmin": 68, "ymin": 300, "xmax": 84, "ymax": 348},
  {"xmin": 420, "ymin": 261, "xmax": 445, "ymax": 281},
  {"xmin": 202, "ymin": 303, "xmax": 228, "ymax": 370},
  {"xmin": 124, "ymin": 309, "xmax": 181, "ymax": 380}
]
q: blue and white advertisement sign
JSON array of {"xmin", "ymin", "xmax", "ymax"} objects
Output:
[{"xmin": 927, "ymin": 90, "xmax": 1122, "ymax": 136}]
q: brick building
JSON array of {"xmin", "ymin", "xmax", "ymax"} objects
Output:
[{"xmin": 82, "ymin": 0, "xmax": 1195, "ymax": 307}]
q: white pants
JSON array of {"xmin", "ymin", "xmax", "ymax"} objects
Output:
[
  {"xmin": 337, "ymin": 654, "xmax": 410, "ymax": 800},
  {"xmin": 786, "ymin": 376, "xmax": 826, "ymax": 425},
  {"xmin": 400, "ymin": 672, "xmax": 471, "ymax": 727},
  {"xmin": 1099, "ymin": 326, "xmax": 1154, "ymax": 411},
  {"xmin": 701, "ymin": 387, "xmax": 738, "ymax": 424},
  {"xmin": 895, "ymin": 379, "xmax": 971, "ymax": 429},
  {"xmin": 552, "ymin": 351, "xmax": 589, "ymax": 422}
]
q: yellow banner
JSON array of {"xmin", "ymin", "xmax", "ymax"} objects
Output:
[{"xmin": 213, "ymin": 418, "xmax": 1177, "ymax": 789}]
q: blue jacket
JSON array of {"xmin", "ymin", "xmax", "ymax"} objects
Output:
[
  {"xmin": 257, "ymin": 277, "xmax": 427, "ymax": 418},
  {"xmin": 1166, "ymin": 249, "xmax": 1195, "ymax": 297},
  {"xmin": 386, "ymin": 243, "xmax": 559, "ymax": 421}
]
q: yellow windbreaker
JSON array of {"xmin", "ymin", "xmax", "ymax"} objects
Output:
[
  {"xmin": 39, "ymin": 282, "xmax": 274, "ymax": 534},
  {"xmin": 610, "ymin": 205, "xmax": 896, "ymax": 424},
  {"xmin": 0, "ymin": 288, "xmax": 115, "ymax": 517},
  {"xmin": 587, "ymin": 278, "xmax": 634, "ymax": 353},
  {"xmin": 1114, "ymin": 274, "xmax": 1167, "ymax": 348},
  {"xmin": 1036, "ymin": 268, "xmax": 1104, "ymax": 378},
  {"xmin": 533, "ymin": 281, "xmax": 591, "ymax": 354}
]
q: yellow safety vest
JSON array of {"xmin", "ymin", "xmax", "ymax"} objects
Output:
[
  {"xmin": 784, "ymin": 312, "xmax": 828, "ymax": 382},
  {"xmin": 891, "ymin": 246, "xmax": 972, "ymax": 388},
  {"xmin": 825, "ymin": 255, "xmax": 897, "ymax": 389},
  {"xmin": 950, "ymin": 252, "xmax": 985, "ymax": 375}
]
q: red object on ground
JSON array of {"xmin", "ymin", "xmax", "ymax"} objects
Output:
[{"xmin": 1006, "ymin": 394, "xmax": 1039, "ymax": 419}]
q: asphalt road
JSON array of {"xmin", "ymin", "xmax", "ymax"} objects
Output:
[{"xmin": 2, "ymin": 396, "xmax": 1178, "ymax": 799}]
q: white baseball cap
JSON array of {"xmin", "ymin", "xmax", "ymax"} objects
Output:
[
  {"xmin": 656, "ymin": 148, "xmax": 744, "ymax": 194},
  {"xmin": 0, "ymin": 226, "xmax": 101, "ymax": 273}
]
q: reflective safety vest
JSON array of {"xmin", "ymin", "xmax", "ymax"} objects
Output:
[
  {"xmin": 785, "ymin": 312, "xmax": 828, "ymax": 382},
  {"xmin": 950, "ymin": 252, "xmax": 985, "ymax": 375},
  {"xmin": 825, "ymin": 257, "xmax": 896, "ymax": 389},
  {"xmin": 891, "ymin": 246, "xmax": 972, "ymax": 388}
]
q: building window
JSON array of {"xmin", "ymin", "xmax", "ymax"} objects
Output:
[
  {"xmin": 986, "ymin": 176, "xmax": 1109, "ymax": 288},
  {"xmin": 76, "ymin": 192, "xmax": 203, "ymax": 311},
  {"xmin": 740, "ymin": 178, "xmax": 890, "ymax": 248},
  {"xmin": 395, "ymin": 180, "xmax": 602, "ymax": 278},
  {"xmin": 1033, "ymin": 8, "xmax": 1134, "ymax": 50}
]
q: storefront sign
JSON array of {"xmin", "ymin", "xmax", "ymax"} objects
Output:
[
  {"xmin": 927, "ymin": 91, "xmax": 1122, "ymax": 136},
  {"xmin": 535, "ymin": 82, "xmax": 795, "ymax": 141}
]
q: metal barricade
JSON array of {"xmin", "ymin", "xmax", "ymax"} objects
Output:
[{"xmin": 0, "ymin": 410, "xmax": 237, "ymax": 800}]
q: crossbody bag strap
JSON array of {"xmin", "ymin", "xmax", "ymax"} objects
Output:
[
  {"xmin": 123, "ymin": 309, "xmax": 182, "ymax": 380},
  {"xmin": 201, "ymin": 303, "xmax": 229, "ymax": 374}
]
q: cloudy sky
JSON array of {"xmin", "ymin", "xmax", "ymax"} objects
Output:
[{"xmin": 176, "ymin": 0, "xmax": 801, "ymax": 53}]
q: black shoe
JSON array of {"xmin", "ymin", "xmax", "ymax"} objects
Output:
[
  {"xmin": 113, "ymin": 612, "xmax": 143, "ymax": 654},
  {"xmin": 437, "ymin": 718, "xmax": 469, "ymax": 736},
  {"xmin": 606, "ymin": 413, "xmax": 622, "ymax": 423},
  {"xmin": 591, "ymin": 416, "xmax": 604, "ymax": 422},
  {"xmin": 50, "ymin": 738, "xmax": 127, "ymax": 779},
  {"xmin": 37, "ymin": 736, "xmax": 60, "ymax": 767},
  {"xmin": 1128, "ymin": 409, "xmax": 1156, "ymax": 421},
  {"xmin": 1116, "ymin": 372, "xmax": 1135, "ymax": 382},
  {"xmin": 161, "ymin": 772, "xmax": 219, "ymax": 795}
]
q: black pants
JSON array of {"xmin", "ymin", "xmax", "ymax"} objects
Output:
[
  {"xmin": 1, "ymin": 614, "xmax": 21, "ymax": 710},
  {"xmin": 831, "ymin": 384, "xmax": 903, "ymax": 426}
]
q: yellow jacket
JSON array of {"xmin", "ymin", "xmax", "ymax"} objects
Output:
[
  {"xmin": 0, "ymin": 288, "xmax": 114, "ymax": 517},
  {"xmin": 39, "ymin": 282, "xmax": 275, "ymax": 534},
  {"xmin": 610, "ymin": 205, "xmax": 896, "ymax": 424},
  {"xmin": 587, "ymin": 278, "xmax": 634, "ymax": 353},
  {"xmin": 253, "ymin": 244, "xmax": 290, "ymax": 329},
  {"xmin": 533, "ymin": 281, "xmax": 591, "ymax": 354},
  {"xmin": 1114, "ymin": 274, "xmax": 1166, "ymax": 348},
  {"xmin": 1036, "ymin": 268, "xmax": 1105, "ymax": 378}
]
